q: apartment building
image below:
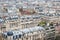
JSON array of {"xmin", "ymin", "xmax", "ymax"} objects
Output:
[
  {"xmin": 0, "ymin": 14, "xmax": 42, "ymax": 32},
  {"xmin": 45, "ymin": 26, "xmax": 56, "ymax": 40},
  {"xmin": 2, "ymin": 26, "xmax": 45, "ymax": 40}
]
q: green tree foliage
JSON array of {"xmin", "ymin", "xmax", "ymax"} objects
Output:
[
  {"xmin": 49, "ymin": 22, "xmax": 53, "ymax": 26},
  {"xmin": 38, "ymin": 21, "xmax": 47, "ymax": 27}
]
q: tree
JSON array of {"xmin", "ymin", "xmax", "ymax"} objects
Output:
[
  {"xmin": 49, "ymin": 22, "xmax": 53, "ymax": 26},
  {"xmin": 19, "ymin": 8, "xmax": 23, "ymax": 12},
  {"xmin": 38, "ymin": 21, "xmax": 47, "ymax": 27},
  {"xmin": 3, "ymin": 7, "xmax": 8, "ymax": 12}
]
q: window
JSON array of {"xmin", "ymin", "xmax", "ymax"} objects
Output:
[
  {"xmin": 21, "ymin": 21, "xmax": 23, "ymax": 22},
  {"xmin": 47, "ymin": 32, "xmax": 55, "ymax": 37},
  {"xmin": 51, "ymin": 29, "xmax": 55, "ymax": 32},
  {"xmin": 10, "ymin": 23, "xmax": 18, "ymax": 28},
  {"xmin": 50, "ymin": 27, "xmax": 54, "ymax": 29},
  {"xmin": 39, "ymin": 9, "xmax": 43, "ymax": 12}
]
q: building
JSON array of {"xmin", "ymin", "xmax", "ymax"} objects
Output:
[{"xmin": 2, "ymin": 26, "xmax": 45, "ymax": 40}]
